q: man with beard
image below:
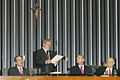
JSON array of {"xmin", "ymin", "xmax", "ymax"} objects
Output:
[
  {"xmin": 34, "ymin": 39, "xmax": 58, "ymax": 73},
  {"xmin": 8, "ymin": 56, "xmax": 30, "ymax": 76}
]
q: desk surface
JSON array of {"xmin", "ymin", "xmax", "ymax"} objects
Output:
[{"xmin": 0, "ymin": 76, "xmax": 120, "ymax": 80}]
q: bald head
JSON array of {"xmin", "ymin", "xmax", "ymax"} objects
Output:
[
  {"xmin": 77, "ymin": 55, "xmax": 84, "ymax": 59},
  {"xmin": 107, "ymin": 58, "xmax": 115, "ymax": 68}
]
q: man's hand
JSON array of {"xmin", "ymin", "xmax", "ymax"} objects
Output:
[
  {"xmin": 46, "ymin": 60, "xmax": 52, "ymax": 64},
  {"xmin": 55, "ymin": 61, "xmax": 58, "ymax": 65}
]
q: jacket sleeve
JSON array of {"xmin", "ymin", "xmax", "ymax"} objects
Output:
[
  {"xmin": 35, "ymin": 50, "xmax": 46, "ymax": 67},
  {"xmin": 70, "ymin": 67, "xmax": 77, "ymax": 74}
]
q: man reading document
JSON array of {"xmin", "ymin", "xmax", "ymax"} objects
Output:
[{"xmin": 34, "ymin": 39, "xmax": 59, "ymax": 73}]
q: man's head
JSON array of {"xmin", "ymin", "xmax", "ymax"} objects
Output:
[
  {"xmin": 42, "ymin": 39, "xmax": 52, "ymax": 50},
  {"xmin": 107, "ymin": 58, "xmax": 115, "ymax": 68},
  {"xmin": 14, "ymin": 56, "xmax": 23, "ymax": 67},
  {"xmin": 77, "ymin": 55, "xmax": 85, "ymax": 65}
]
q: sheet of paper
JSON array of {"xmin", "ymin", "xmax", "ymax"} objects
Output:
[
  {"xmin": 51, "ymin": 55, "xmax": 63, "ymax": 64},
  {"xmin": 50, "ymin": 72, "xmax": 62, "ymax": 74}
]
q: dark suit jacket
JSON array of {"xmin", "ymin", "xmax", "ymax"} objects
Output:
[
  {"xmin": 34, "ymin": 48, "xmax": 56, "ymax": 73},
  {"xmin": 8, "ymin": 66, "xmax": 30, "ymax": 76},
  {"xmin": 70, "ymin": 65, "xmax": 92, "ymax": 75},
  {"xmin": 96, "ymin": 66, "xmax": 119, "ymax": 76}
]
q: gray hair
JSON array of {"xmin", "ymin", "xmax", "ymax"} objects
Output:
[{"xmin": 43, "ymin": 39, "xmax": 51, "ymax": 44}]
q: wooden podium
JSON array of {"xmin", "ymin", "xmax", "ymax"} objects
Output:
[{"xmin": 0, "ymin": 76, "xmax": 120, "ymax": 80}]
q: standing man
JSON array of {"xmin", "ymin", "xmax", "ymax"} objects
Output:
[
  {"xmin": 70, "ymin": 55, "xmax": 92, "ymax": 75},
  {"xmin": 96, "ymin": 58, "xmax": 119, "ymax": 76},
  {"xmin": 8, "ymin": 56, "xmax": 30, "ymax": 76},
  {"xmin": 34, "ymin": 39, "xmax": 58, "ymax": 73}
]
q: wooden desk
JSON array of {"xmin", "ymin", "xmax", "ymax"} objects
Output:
[{"xmin": 0, "ymin": 76, "xmax": 120, "ymax": 80}]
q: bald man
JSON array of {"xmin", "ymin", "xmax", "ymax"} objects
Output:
[
  {"xmin": 70, "ymin": 55, "xmax": 92, "ymax": 75},
  {"xmin": 8, "ymin": 56, "xmax": 30, "ymax": 76},
  {"xmin": 96, "ymin": 58, "xmax": 119, "ymax": 76}
]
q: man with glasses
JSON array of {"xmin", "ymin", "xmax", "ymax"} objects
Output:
[{"xmin": 8, "ymin": 56, "xmax": 30, "ymax": 76}]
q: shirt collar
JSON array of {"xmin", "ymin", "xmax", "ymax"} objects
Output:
[
  {"xmin": 17, "ymin": 66, "xmax": 23, "ymax": 71},
  {"xmin": 43, "ymin": 47, "xmax": 49, "ymax": 52},
  {"xmin": 78, "ymin": 65, "xmax": 84, "ymax": 70},
  {"xmin": 106, "ymin": 67, "xmax": 113, "ymax": 71},
  {"xmin": 104, "ymin": 67, "xmax": 113, "ymax": 74}
]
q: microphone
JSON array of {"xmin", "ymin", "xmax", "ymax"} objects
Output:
[{"xmin": 63, "ymin": 56, "xmax": 68, "ymax": 62}]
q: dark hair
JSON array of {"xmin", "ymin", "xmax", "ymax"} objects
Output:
[{"xmin": 14, "ymin": 56, "xmax": 23, "ymax": 62}]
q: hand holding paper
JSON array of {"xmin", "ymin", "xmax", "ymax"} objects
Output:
[
  {"xmin": 46, "ymin": 60, "xmax": 52, "ymax": 64},
  {"xmin": 51, "ymin": 55, "xmax": 63, "ymax": 64}
]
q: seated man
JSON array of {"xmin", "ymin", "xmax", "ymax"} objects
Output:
[
  {"xmin": 8, "ymin": 56, "xmax": 30, "ymax": 76},
  {"xmin": 96, "ymin": 58, "xmax": 119, "ymax": 76},
  {"xmin": 70, "ymin": 55, "xmax": 92, "ymax": 75}
]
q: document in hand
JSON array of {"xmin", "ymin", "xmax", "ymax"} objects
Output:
[{"xmin": 51, "ymin": 55, "xmax": 63, "ymax": 64}]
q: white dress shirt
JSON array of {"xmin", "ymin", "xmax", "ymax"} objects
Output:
[
  {"xmin": 104, "ymin": 67, "xmax": 112, "ymax": 74},
  {"xmin": 78, "ymin": 65, "xmax": 84, "ymax": 71},
  {"xmin": 17, "ymin": 66, "xmax": 23, "ymax": 72},
  {"xmin": 43, "ymin": 47, "xmax": 50, "ymax": 60}
]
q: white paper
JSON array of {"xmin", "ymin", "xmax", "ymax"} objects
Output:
[
  {"xmin": 50, "ymin": 72, "xmax": 62, "ymax": 74},
  {"xmin": 51, "ymin": 55, "xmax": 63, "ymax": 64}
]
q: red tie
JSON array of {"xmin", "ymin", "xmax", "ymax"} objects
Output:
[
  {"xmin": 109, "ymin": 69, "xmax": 112, "ymax": 76},
  {"xmin": 81, "ymin": 67, "xmax": 84, "ymax": 74},
  {"xmin": 19, "ymin": 67, "xmax": 23, "ymax": 74},
  {"xmin": 46, "ymin": 51, "xmax": 49, "ymax": 59}
]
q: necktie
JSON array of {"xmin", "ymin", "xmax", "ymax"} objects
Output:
[
  {"xmin": 46, "ymin": 51, "xmax": 49, "ymax": 59},
  {"xmin": 81, "ymin": 67, "xmax": 84, "ymax": 74},
  {"xmin": 19, "ymin": 67, "xmax": 23, "ymax": 74},
  {"xmin": 109, "ymin": 69, "xmax": 112, "ymax": 76}
]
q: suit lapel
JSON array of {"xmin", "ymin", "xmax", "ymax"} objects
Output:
[
  {"xmin": 84, "ymin": 65, "xmax": 89, "ymax": 74},
  {"xmin": 76, "ymin": 65, "xmax": 82, "ymax": 74},
  {"xmin": 15, "ymin": 66, "xmax": 21, "ymax": 75},
  {"xmin": 84, "ymin": 66, "xmax": 87, "ymax": 74},
  {"xmin": 41, "ymin": 48, "xmax": 48, "ymax": 60},
  {"xmin": 49, "ymin": 51, "xmax": 53, "ymax": 59},
  {"xmin": 104, "ymin": 67, "xmax": 115, "ymax": 74},
  {"xmin": 42, "ymin": 48, "xmax": 54, "ymax": 60},
  {"xmin": 103, "ymin": 67, "xmax": 107, "ymax": 74},
  {"xmin": 112, "ymin": 68, "xmax": 116, "ymax": 74}
]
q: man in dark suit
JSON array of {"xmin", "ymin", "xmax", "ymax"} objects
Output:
[
  {"xmin": 70, "ymin": 55, "xmax": 92, "ymax": 75},
  {"xmin": 96, "ymin": 58, "xmax": 119, "ymax": 76},
  {"xmin": 34, "ymin": 39, "xmax": 58, "ymax": 73},
  {"xmin": 8, "ymin": 56, "xmax": 30, "ymax": 76}
]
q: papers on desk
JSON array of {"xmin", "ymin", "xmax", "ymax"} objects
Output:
[
  {"xmin": 51, "ymin": 55, "xmax": 63, "ymax": 64},
  {"xmin": 50, "ymin": 72, "xmax": 62, "ymax": 74},
  {"xmin": 100, "ymin": 75, "xmax": 118, "ymax": 77},
  {"xmin": 100, "ymin": 75, "xmax": 110, "ymax": 77}
]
